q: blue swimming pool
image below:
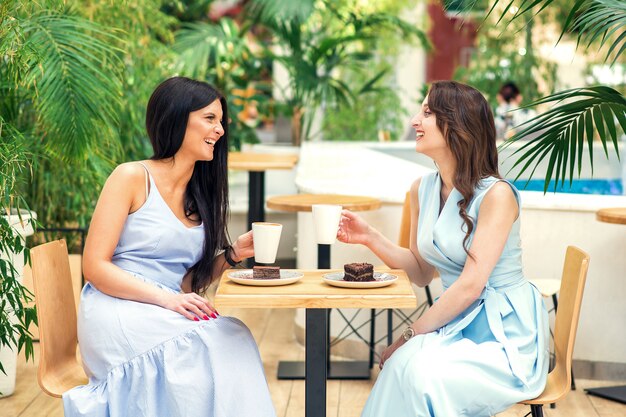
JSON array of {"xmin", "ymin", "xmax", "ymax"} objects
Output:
[{"xmin": 510, "ymin": 178, "xmax": 624, "ymax": 195}]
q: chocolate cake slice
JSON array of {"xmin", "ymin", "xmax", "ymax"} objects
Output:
[
  {"xmin": 343, "ymin": 263, "xmax": 374, "ymax": 282},
  {"xmin": 253, "ymin": 266, "xmax": 280, "ymax": 279}
]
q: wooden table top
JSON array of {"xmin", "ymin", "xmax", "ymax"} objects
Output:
[
  {"xmin": 215, "ymin": 269, "xmax": 417, "ymax": 309},
  {"xmin": 596, "ymin": 207, "xmax": 626, "ymax": 225},
  {"xmin": 228, "ymin": 152, "xmax": 299, "ymax": 171},
  {"xmin": 267, "ymin": 194, "xmax": 382, "ymax": 212}
]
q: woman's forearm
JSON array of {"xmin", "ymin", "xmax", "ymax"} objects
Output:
[
  {"xmin": 364, "ymin": 227, "xmax": 433, "ymax": 287},
  {"xmin": 410, "ymin": 276, "xmax": 483, "ymax": 335},
  {"xmin": 84, "ymin": 260, "xmax": 170, "ymax": 306}
]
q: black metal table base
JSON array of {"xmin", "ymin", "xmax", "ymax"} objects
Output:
[
  {"xmin": 306, "ymin": 309, "xmax": 327, "ymax": 417},
  {"xmin": 586, "ymin": 385, "xmax": 626, "ymax": 404},
  {"xmin": 246, "ymin": 171, "xmax": 265, "ymax": 268},
  {"xmin": 277, "ymin": 360, "xmax": 371, "ymax": 380}
]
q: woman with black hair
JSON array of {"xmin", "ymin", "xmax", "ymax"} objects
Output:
[
  {"xmin": 63, "ymin": 77, "xmax": 276, "ymax": 417},
  {"xmin": 338, "ymin": 81, "xmax": 548, "ymax": 416}
]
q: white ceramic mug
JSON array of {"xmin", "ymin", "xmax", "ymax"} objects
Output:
[
  {"xmin": 312, "ymin": 204, "xmax": 342, "ymax": 244},
  {"xmin": 252, "ymin": 222, "xmax": 283, "ymax": 264}
]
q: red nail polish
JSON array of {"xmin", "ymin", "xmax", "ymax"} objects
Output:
[
  {"xmin": 211, "ymin": 312, "xmax": 218, "ymax": 319},
  {"xmin": 194, "ymin": 317, "xmax": 199, "ymax": 321},
  {"xmin": 203, "ymin": 315, "xmax": 210, "ymax": 320}
]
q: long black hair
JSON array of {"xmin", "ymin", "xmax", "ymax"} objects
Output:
[{"xmin": 146, "ymin": 76, "xmax": 230, "ymax": 293}]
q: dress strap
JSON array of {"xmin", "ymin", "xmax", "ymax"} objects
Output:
[{"xmin": 136, "ymin": 162, "xmax": 151, "ymax": 201}]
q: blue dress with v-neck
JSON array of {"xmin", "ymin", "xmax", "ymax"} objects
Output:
[
  {"xmin": 62, "ymin": 166, "xmax": 276, "ymax": 417},
  {"xmin": 361, "ymin": 172, "xmax": 549, "ymax": 417}
]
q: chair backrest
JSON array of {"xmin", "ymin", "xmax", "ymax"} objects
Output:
[
  {"xmin": 398, "ymin": 191, "xmax": 411, "ymax": 248},
  {"xmin": 553, "ymin": 246, "xmax": 589, "ymax": 393},
  {"xmin": 31, "ymin": 239, "xmax": 86, "ymax": 397},
  {"xmin": 526, "ymin": 245, "xmax": 589, "ymax": 405}
]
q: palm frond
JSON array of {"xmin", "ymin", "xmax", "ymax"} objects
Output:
[
  {"xmin": 248, "ymin": 0, "xmax": 314, "ymax": 23},
  {"xmin": 486, "ymin": 0, "xmax": 625, "ymax": 64},
  {"xmin": 500, "ymin": 86, "xmax": 625, "ymax": 192},
  {"xmin": 174, "ymin": 21, "xmax": 226, "ymax": 79},
  {"xmin": 573, "ymin": 0, "xmax": 626, "ymax": 64},
  {"xmin": 22, "ymin": 13, "xmax": 124, "ymax": 161}
]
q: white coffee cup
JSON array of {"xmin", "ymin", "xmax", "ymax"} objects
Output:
[
  {"xmin": 252, "ymin": 222, "xmax": 283, "ymax": 264},
  {"xmin": 312, "ymin": 204, "xmax": 342, "ymax": 244}
]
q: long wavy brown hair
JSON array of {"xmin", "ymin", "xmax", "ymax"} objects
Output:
[{"xmin": 427, "ymin": 81, "xmax": 500, "ymax": 256}]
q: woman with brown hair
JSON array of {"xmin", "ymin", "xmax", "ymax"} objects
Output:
[{"xmin": 337, "ymin": 81, "xmax": 549, "ymax": 416}]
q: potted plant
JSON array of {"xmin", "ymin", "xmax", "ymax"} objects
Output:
[
  {"xmin": 0, "ymin": 134, "xmax": 37, "ymax": 397},
  {"xmin": 0, "ymin": 1, "xmax": 125, "ymax": 395},
  {"xmin": 252, "ymin": 0, "xmax": 429, "ymax": 145}
]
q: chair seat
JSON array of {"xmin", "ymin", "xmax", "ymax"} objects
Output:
[
  {"xmin": 520, "ymin": 371, "xmax": 569, "ymax": 405},
  {"xmin": 530, "ymin": 278, "xmax": 561, "ymax": 297},
  {"xmin": 40, "ymin": 360, "xmax": 88, "ymax": 398}
]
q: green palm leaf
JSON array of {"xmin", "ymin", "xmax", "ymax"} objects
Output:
[
  {"xmin": 174, "ymin": 21, "xmax": 227, "ymax": 79},
  {"xmin": 486, "ymin": 0, "xmax": 625, "ymax": 64},
  {"xmin": 22, "ymin": 13, "xmax": 124, "ymax": 160},
  {"xmin": 248, "ymin": 0, "xmax": 314, "ymax": 23},
  {"xmin": 500, "ymin": 86, "xmax": 626, "ymax": 192}
]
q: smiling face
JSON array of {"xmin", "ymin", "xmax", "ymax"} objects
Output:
[
  {"xmin": 410, "ymin": 96, "xmax": 448, "ymax": 159},
  {"xmin": 178, "ymin": 99, "xmax": 224, "ymax": 162}
]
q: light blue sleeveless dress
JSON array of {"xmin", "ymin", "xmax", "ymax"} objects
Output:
[
  {"xmin": 63, "ymin": 165, "xmax": 276, "ymax": 417},
  {"xmin": 361, "ymin": 172, "xmax": 549, "ymax": 417}
]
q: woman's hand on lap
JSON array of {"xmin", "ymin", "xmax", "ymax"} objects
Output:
[
  {"xmin": 160, "ymin": 292, "xmax": 218, "ymax": 321},
  {"xmin": 379, "ymin": 337, "xmax": 405, "ymax": 370}
]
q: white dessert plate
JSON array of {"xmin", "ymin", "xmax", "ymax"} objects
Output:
[
  {"xmin": 227, "ymin": 269, "xmax": 304, "ymax": 286},
  {"xmin": 322, "ymin": 272, "xmax": 398, "ymax": 289}
]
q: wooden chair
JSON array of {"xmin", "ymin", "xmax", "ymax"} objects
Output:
[
  {"xmin": 530, "ymin": 276, "xmax": 577, "ymax": 397},
  {"xmin": 31, "ymin": 239, "xmax": 88, "ymax": 397},
  {"xmin": 519, "ymin": 246, "xmax": 590, "ymax": 417}
]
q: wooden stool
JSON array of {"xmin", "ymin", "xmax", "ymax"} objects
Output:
[{"xmin": 267, "ymin": 193, "xmax": 381, "ymax": 381}]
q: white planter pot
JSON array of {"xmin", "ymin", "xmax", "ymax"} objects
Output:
[{"xmin": 0, "ymin": 210, "xmax": 36, "ymax": 398}]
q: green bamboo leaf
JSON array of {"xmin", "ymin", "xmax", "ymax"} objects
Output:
[
  {"xmin": 585, "ymin": 109, "xmax": 595, "ymax": 175},
  {"xmin": 560, "ymin": 123, "xmax": 576, "ymax": 185},
  {"xmin": 577, "ymin": 114, "xmax": 585, "ymax": 176},
  {"xmin": 544, "ymin": 142, "xmax": 560, "ymax": 193},
  {"xmin": 558, "ymin": 0, "xmax": 593, "ymax": 45},
  {"xmin": 592, "ymin": 105, "xmax": 609, "ymax": 157},
  {"xmin": 609, "ymin": 33, "xmax": 626, "ymax": 65},
  {"xmin": 509, "ymin": 134, "xmax": 559, "ymax": 179},
  {"xmin": 516, "ymin": 142, "xmax": 558, "ymax": 186},
  {"xmin": 508, "ymin": 135, "xmax": 556, "ymax": 167},
  {"xmin": 610, "ymin": 104, "xmax": 626, "ymax": 135},
  {"xmin": 495, "ymin": 0, "xmax": 518, "ymax": 26},
  {"xmin": 567, "ymin": 120, "xmax": 576, "ymax": 185},
  {"xmin": 600, "ymin": 104, "xmax": 619, "ymax": 156}
]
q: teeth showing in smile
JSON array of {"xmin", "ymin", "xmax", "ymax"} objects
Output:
[
  {"xmin": 204, "ymin": 139, "xmax": 215, "ymax": 145},
  {"xmin": 416, "ymin": 132, "xmax": 424, "ymax": 139}
]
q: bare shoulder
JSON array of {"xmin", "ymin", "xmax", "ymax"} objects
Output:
[
  {"xmin": 481, "ymin": 181, "xmax": 519, "ymax": 220},
  {"xmin": 105, "ymin": 162, "xmax": 147, "ymax": 190},
  {"xmin": 111, "ymin": 161, "xmax": 147, "ymax": 181},
  {"xmin": 101, "ymin": 162, "xmax": 148, "ymax": 209},
  {"xmin": 483, "ymin": 181, "xmax": 517, "ymax": 205}
]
